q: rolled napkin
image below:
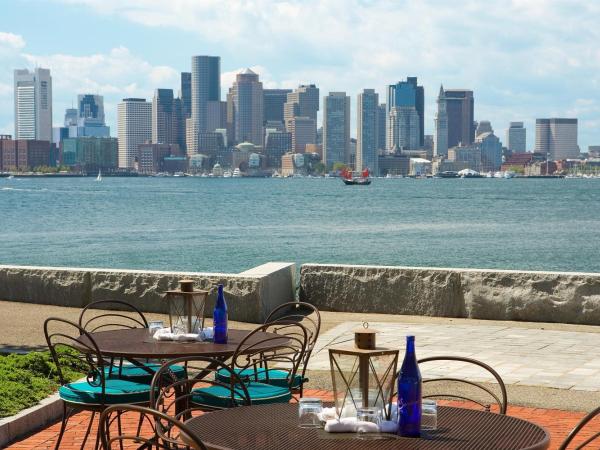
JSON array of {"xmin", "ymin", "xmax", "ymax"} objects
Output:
[
  {"xmin": 324, "ymin": 417, "xmax": 380, "ymax": 433},
  {"xmin": 318, "ymin": 407, "xmax": 337, "ymax": 422},
  {"xmin": 152, "ymin": 327, "xmax": 215, "ymax": 342}
]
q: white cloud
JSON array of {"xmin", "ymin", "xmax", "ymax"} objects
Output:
[{"xmin": 0, "ymin": 32, "xmax": 25, "ymax": 50}]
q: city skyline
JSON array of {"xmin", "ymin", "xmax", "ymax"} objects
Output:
[{"xmin": 1, "ymin": 1, "xmax": 599, "ymax": 150}]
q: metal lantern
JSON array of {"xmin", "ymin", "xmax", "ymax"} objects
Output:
[
  {"xmin": 328, "ymin": 323, "xmax": 399, "ymax": 420},
  {"xmin": 164, "ymin": 280, "xmax": 209, "ymax": 334}
]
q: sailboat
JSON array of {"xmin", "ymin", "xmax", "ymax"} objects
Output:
[
  {"xmin": 341, "ymin": 167, "xmax": 371, "ymax": 185},
  {"xmin": 96, "ymin": 169, "xmax": 102, "ymax": 182}
]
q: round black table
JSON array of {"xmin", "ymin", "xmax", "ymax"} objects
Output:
[{"xmin": 184, "ymin": 403, "xmax": 550, "ymax": 450}]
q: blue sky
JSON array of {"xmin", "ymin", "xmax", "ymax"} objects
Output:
[{"xmin": 1, "ymin": 0, "xmax": 599, "ymax": 150}]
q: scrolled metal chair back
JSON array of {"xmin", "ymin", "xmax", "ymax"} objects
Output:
[
  {"xmin": 232, "ymin": 321, "xmax": 308, "ymax": 391},
  {"xmin": 99, "ymin": 404, "xmax": 207, "ymax": 450},
  {"xmin": 418, "ymin": 356, "xmax": 508, "ymax": 414},
  {"xmin": 265, "ymin": 302, "xmax": 321, "ymax": 369},
  {"xmin": 151, "ymin": 356, "xmax": 250, "ymax": 420},
  {"xmin": 559, "ymin": 406, "xmax": 600, "ymax": 450},
  {"xmin": 44, "ymin": 317, "xmax": 106, "ymax": 393},
  {"xmin": 78, "ymin": 299, "xmax": 148, "ymax": 333}
]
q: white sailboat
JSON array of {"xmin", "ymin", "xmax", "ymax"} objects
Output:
[{"xmin": 96, "ymin": 169, "xmax": 102, "ymax": 182}]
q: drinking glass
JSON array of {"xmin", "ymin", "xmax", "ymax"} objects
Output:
[
  {"xmin": 356, "ymin": 407, "xmax": 381, "ymax": 439},
  {"xmin": 298, "ymin": 398, "xmax": 323, "ymax": 428},
  {"xmin": 148, "ymin": 320, "xmax": 164, "ymax": 336},
  {"xmin": 422, "ymin": 399, "xmax": 438, "ymax": 431}
]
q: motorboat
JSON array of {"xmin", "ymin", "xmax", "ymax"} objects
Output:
[{"xmin": 232, "ymin": 168, "xmax": 241, "ymax": 177}]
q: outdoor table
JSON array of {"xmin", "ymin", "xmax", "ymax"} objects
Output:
[{"xmin": 183, "ymin": 403, "xmax": 550, "ymax": 450}]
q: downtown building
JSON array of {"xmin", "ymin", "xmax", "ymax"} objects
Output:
[
  {"xmin": 53, "ymin": 95, "xmax": 110, "ymax": 146},
  {"xmin": 117, "ymin": 98, "xmax": 152, "ymax": 169},
  {"xmin": 264, "ymin": 89, "xmax": 292, "ymax": 126},
  {"xmin": 188, "ymin": 56, "xmax": 221, "ymax": 154},
  {"xmin": 434, "ymin": 86, "xmax": 475, "ymax": 156},
  {"xmin": 506, "ymin": 122, "xmax": 526, "ymax": 153},
  {"xmin": 14, "ymin": 68, "xmax": 52, "ymax": 142},
  {"xmin": 287, "ymin": 116, "xmax": 316, "ymax": 153},
  {"xmin": 387, "ymin": 77, "xmax": 424, "ymax": 149},
  {"xmin": 152, "ymin": 89, "xmax": 184, "ymax": 148},
  {"xmin": 356, "ymin": 89, "xmax": 379, "ymax": 173},
  {"xmin": 322, "ymin": 92, "xmax": 350, "ymax": 168},
  {"xmin": 0, "ymin": 137, "xmax": 53, "ymax": 171},
  {"xmin": 264, "ymin": 128, "xmax": 292, "ymax": 168},
  {"xmin": 388, "ymin": 106, "xmax": 420, "ymax": 152},
  {"xmin": 535, "ymin": 118, "xmax": 579, "ymax": 160},
  {"xmin": 284, "ymin": 85, "xmax": 319, "ymax": 153},
  {"xmin": 62, "ymin": 137, "xmax": 118, "ymax": 172},
  {"xmin": 230, "ymin": 68, "xmax": 264, "ymax": 147}
]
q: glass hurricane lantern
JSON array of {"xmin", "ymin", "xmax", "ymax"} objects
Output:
[{"xmin": 164, "ymin": 279, "xmax": 209, "ymax": 334}]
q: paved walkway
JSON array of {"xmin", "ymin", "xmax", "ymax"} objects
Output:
[{"xmin": 309, "ymin": 321, "xmax": 600, "ymax": 391}]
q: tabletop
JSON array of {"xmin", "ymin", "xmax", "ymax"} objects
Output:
[
  {"xmin": 184, "ymin": 403, "xmax": 550, "ymax": 450},
  {"xmin": 77, "ymin": 328, "xmax": 288, "ymax": 359}
]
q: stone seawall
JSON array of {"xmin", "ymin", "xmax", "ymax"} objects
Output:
[
  {"xmin": 0, "ymin": 262, "xmax": 296, "ymax": 323},
  {"xmin": 300, "ymin": 264, "xmax": 600, "ymax": 325}
]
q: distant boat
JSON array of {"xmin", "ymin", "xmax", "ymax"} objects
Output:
[
  {"xmin": 7, "ymin": 175, "xmax": 14, "ymax": 180},
  {"xmin": 223, "ymin": 170, "xmax": 232, "ymax": 178},
  {"xmin": 96, "ymin": 170, "xmax": 102, "ymax": 182},
  {"xmin": 341, "ymin": 167, "xmax": 371, "ymax": 185},
  {"xmin": 343, "ymin": 177, "xmax": 371, "ymax": 185},
  {"xmin": 232, "ymin": 168, "xmax": 241, "ymax": 178}
]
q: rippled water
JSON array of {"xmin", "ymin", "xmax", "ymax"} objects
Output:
[{"xmin": 1, "ymin": 176, "xmax": 599, "ymax": 273}]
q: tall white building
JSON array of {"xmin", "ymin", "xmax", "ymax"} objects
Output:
[
  {"xmin": 388, "ymin": 106, "xmax": 420, "ymax": 151},
  {"xmin": 506, "ymin": 121, "xmax": 526, "ymax": 152},
  {"xmin": 535, "ymin": 118, "xmax": 578, "ymax": 160},
  {"xmin": 14, "ymin": 68, "xmax": 52, "ymax": 141},
  {"xmin": 118, "ymin": 98, "xmax": 152, "ymax": 168},
  {"xmin": 357, "ymin": 89, "xmax": 379, "ymax": 173},
  {"xmin": 323, "ymin": 92, "xmax": 350, "ymax": 168},
  {"xmin": 433, "ymin": 85, "xmax": 448, "ymax": 157}
]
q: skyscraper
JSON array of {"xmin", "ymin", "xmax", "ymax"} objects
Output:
[
  {"xmin": 14, "ymin": 68, "xmax": 52, "ymax": 141},
  {"xmin": 180, "ymin": 72, "xmax": 192, "ymax": 119},
  {"xmin": 76, "ymin": 94, "xmax": 110, "ymax": 137},
  {"xmin": 117, "ymin": 98, "xmax": 152, "ymax": 168},
  {"xmin": 434, "ymin": 86, "xmax": 448, "ymax": 157},
  {"xmin": 152, "ymin": 89, "xmax": 179, "ymax": 145},
  {"xmin": 377, "ymin": 104, "xmax": 387, "ymax": 151},
  {"xmin": 506, "ymin": 122, "xmax": 526, "ymax": 152},
  {"xmin": 231, "ymin": 68, "xmax": 264, "ymax": 146},
  {"xmin": 323, "ymin": 92, "xmax": 350, "ymax": 168},
  {"xmin": 189, "ymin": 56, "xmax": 220, "ymax": 153},
  {"xmin": 387, "ymin": 77, "xmax": 424, "ymax": 148},
  {"xmin": 264, "ymin": 89, "xmax": 292, "ymax": 124},
  {"xmin": 475, "ymin": 120, "xmax": 493, "ymax": 138},
  {"xmin": 288, "ymin": 116, "xmax": 316, "ymax": 153},
  {"xmin": 357, "ymin": 89, "xmax": 379, "ymax": 173},
  {"xmin": 388, "ymin": 107, "xmax": 420, "ymax": 151},
  {"xmin": 284, "ymin": 85, "xmax": 319, "ymax": 128},
  {"xmin": 535, "ymin": 118, "xmax": 578, "ymax": 160}
]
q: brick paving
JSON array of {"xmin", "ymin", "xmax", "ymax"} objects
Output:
[{"xmin": 6, "ymin": 390, "xmax": 598, "ymax": 449}]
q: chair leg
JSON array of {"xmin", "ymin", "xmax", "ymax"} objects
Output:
[
  {"xmin": 80, "ymin": 410, "xmax": 96, "ymax": 450},
  {"xmin": 54, "ymin": 403, "xmax": 70, "ymax": 450},
  {"xmin": 117, "ymin": 411, "xmax": 124, "ymax": 450}
]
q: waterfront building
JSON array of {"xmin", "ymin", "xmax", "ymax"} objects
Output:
[
  {"xmin": 265, "ymin": 129, "xmax": 292, "ymax": 168},
  {"xmin": 138, "ymin": 142, "xmax": 182, "ymax": 174},
  {"xmin": 287, "ymin": 116, "xmax": 316, "ymax": 153},
  {"xmin": 197, "ymin": 132, "xmax": 226, "ymax": 156},
  {"xmin": 409, "ymin": 157, "xmax": 431, "ymax": 176},
  {"xmin": 535, "ymin": 118, "xmax": 578, "ymax": 160},
  {"xmin": 435, "ymin": 86, "xmax": 474, "ymax": 155},
  {"xmin": 305, "ymin": 143, "xmax": 322, "ymax": 158},
  {"xmin": 434, "ymin": 86, "xmax": 448, "ymax": 157},
  {"xmin": 117, "ymin": 98, "xmax": 152, "ymax": 169},
  {"xmin": 378, "ymin": 152, "xmax": 410, "ymax": 177},
  {"xmin": 189, "ymin": 55, "xmax": 220, "ymax": 153},
  {"xmin": 506, "ymin": 121, "xmax": 526, "ymax": 153},
  {"xmin": 0, "ymin": 139, "xmax": 51, "ymax": 171},
  {"xmin": 388, "ymin": 106, "xmax": 420, "ymax": 151},
  {"xmin": 357, "ymin": 89, "xmax": 379, "ymax": 173},
  {"xmin": 387, "ymin": 77, "xmax": 424, "ymax": 148},
  {"xmin": 281, "ymin": 152, "xmax": 305, "ymax": 176},
  {"xmin": 323, "ymin": 92, "xmax": 350, "ymax": 168},
  {"xmin": 14, "ymin": 68, "xmax": 52, "ymax": 142},
  {"xmin": 152, "ymin": 89, "xmax": 179, "ymax": 145},
  {"xmin": 478, "ymin": 132, "xmax": 503, "ymax": 172},
  {"xmin": 377, "ymin": 103, "xmax": 387, "ymax": 151},
  {"xmin": 180, "ymin": 72, "xmax": 192, "ymax": 119},
  {"xmin": 475, "ymin": 120, "xmax": 493, "ymax": 138},
  {"xmin": 231, "ymin": 68, "xmax": 264, "ymax": 146},
  {"xmin": 264, "ymin": 89, "xmax": 292, "ymax": 125},
  {"xmin": 284, "ymin": 84, "xmax": 319, "ymax": 127},
  {"xmin": 62, "ymin": 137, "xmax": 118, "ymax": 172},
  {"xmin": 448, "ymin": 144, "xmax": 482, "ymax": 170}
]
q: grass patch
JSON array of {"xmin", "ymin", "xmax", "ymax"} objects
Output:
[{"xmin": 0, "ymin": 349, "xmax": 85, "ymax": 418}]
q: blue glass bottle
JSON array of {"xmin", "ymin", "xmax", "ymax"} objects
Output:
[
  {"xmin": 397, "ymin": 335, "xmax": 422, "ymax": 438},
  {"xmin": 213, "ymin": 284, "xmax": 228, "ymax": 344}
]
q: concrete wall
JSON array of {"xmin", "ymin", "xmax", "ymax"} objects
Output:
[
  {"xmin": 0, "ymin": 262, "xmax": 296, "ymax": 323},
  {"xmin": 300, "ymin": 264, "xmax": 600, "ymax": 325}
]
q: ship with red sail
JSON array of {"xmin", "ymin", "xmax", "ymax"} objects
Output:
[{"xmin": 341, "ymin": 167, "xmax": 372, "ymax": 185}]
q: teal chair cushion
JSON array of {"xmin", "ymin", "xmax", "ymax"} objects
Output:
[
  {"xmin": 192, "ymin": 382, "xmax": 291, "ymax": 408},
  {"xmin": 216, "ymin": 367, "xmax": 304, "ymax": 389},
  {"xmin": 105, "ymin": 363, "xmax": 186, "ymax": 383},
  {"xmin": 59, "ymin": 378, "xmax": 151, "ymax": 405}
]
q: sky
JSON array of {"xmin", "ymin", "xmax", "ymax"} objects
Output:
[{"xmin": 1, "ymin": 0, "xmax": 599, "ymax": 150}]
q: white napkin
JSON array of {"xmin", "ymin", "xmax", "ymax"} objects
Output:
[
  {"xmin": 324, "ymin": 417, "xmax": 385, "ymax": 433},
  {"xmin": 153, "ymin": 327, "xmax": 214, "ymax": 342},
  {"xmin": 318, "ymin": 407, "xmax": 337, "ymax": 422}
]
